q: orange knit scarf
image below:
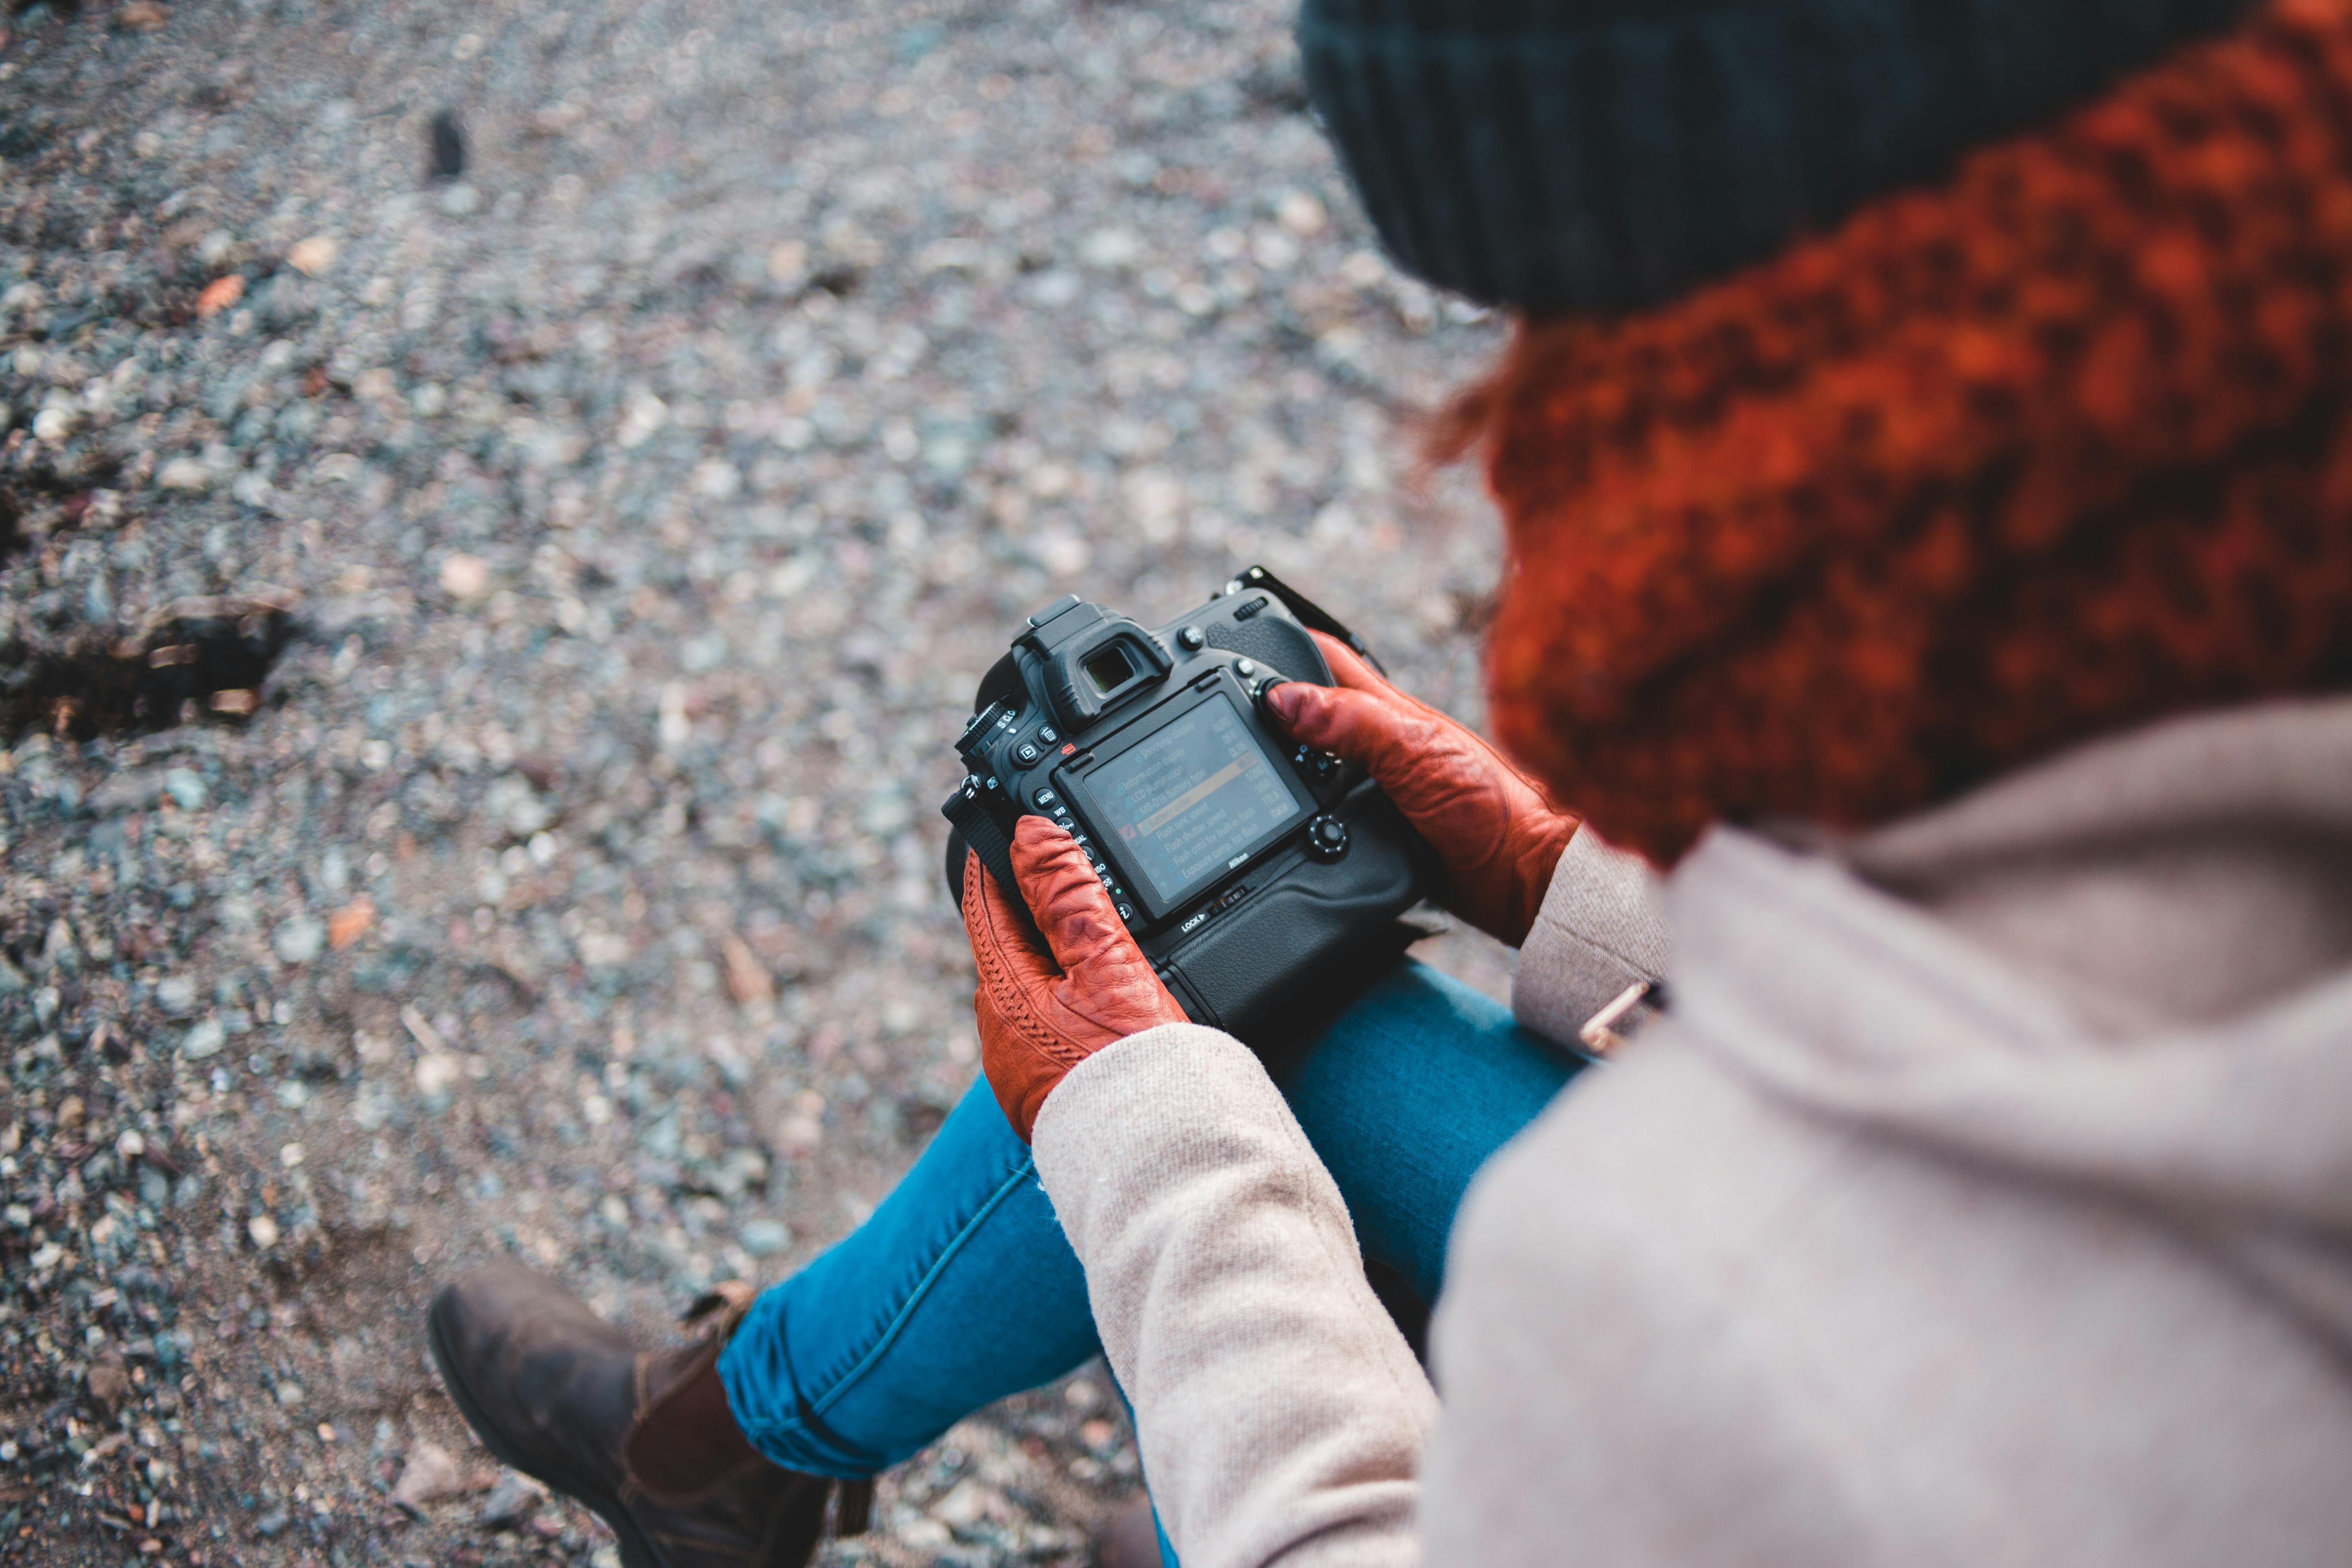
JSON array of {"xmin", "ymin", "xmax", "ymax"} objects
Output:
[{"xmin": 1462, "ymin": 0, "xmax": 2352, "ymax": 865}]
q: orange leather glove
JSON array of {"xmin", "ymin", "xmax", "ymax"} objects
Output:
[
  {"xmin": 1264, "ymin": 631, "xmax": 1578, "ymax": 948},
  {"xmin": 962, "ymin": 814, "xmax": 1190, "ymax": 1141}
]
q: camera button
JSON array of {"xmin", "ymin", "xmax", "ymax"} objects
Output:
[
  {"xmin": 1306, "ymin": 814, "xmax": 1350, "ymax": 861},
  {"xmin": 1038, "ymin": 726, "xmax": 1060, "ymax": 744},
  {"xmin": 1235, "ymin": 658, "xmax": 1257, "ymax": 679},
  {"xmin": 1014, "ymin": 741, "xmax": 1042, "ymax": 766},
  {"xmin": 1176, "ymin": 625, "xmax": 1206, "ymax": 651},
  {"xmin": 1033, "ymin": 787, "xmax": 1060, "ymax": 809}
]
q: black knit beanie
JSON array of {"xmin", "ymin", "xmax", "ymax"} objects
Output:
[{"xmin": 1299, "ymin": 0, "xmax": 2257, "ymax": 314}]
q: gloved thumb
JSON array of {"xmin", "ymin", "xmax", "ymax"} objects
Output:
[
  {"xmin": 1264, "ymin": 678, "xmax": 1423, "ymax": 777},
  {"xmin": 1007, "ymin": 815, "xmax": 1130, "ymax": 976}
]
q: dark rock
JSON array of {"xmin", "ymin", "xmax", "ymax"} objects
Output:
[{"xmin": 429, "ymin": 110, "xmax": 466, "ymax": 181}]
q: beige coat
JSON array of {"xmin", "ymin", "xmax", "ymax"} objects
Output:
[{"xmin": 1032, "ymin": 698, "xmax": 2352, "ymax": 1567}]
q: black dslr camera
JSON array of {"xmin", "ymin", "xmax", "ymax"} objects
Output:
[{"xmin": 942, "ymin": 567, "xmax": 1435, "ymax": 1040}]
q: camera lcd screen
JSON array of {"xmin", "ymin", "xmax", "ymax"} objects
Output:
[{"xmin": 1079, "ymin": 698, "xmax": 1308, "ymax": 907}]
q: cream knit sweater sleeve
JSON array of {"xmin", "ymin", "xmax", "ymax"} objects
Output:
[{"xmin": 1031, "ymin": 1022, "xmax": 1435, "ymax": 1568}]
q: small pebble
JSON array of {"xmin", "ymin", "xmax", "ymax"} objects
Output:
[
  {"xmin": 180, "ymin": 1019, "xmax": 227, "ymax": 1061},
  {"xmin": 154, "ymin": 975, "xmax": 197, "ymax": 1016},
  {"xmin": 438, "ymin": 553, "xmax": 491, "ymax": 601},
  {"xmin": 478, "ymin": 1471, "xmax": 545, "ymax": 1528},
  {"xmin": 739, "ymin": 1219, "xmax": 790, "ymax": 1258},
  {"xmin": 286, "ymin": 235, "xmax": 338, "ymax": 276},
  {"xmin": 272, "ymin": 916, "xmax": 326, "ymax": 965},
  {"xmin": 393, "ymin": 1441, "xmax": 465, "ymax": 1507},
  {"xmin": 195, "ymin": 276, "xmax": 243, "ymax": 318}
]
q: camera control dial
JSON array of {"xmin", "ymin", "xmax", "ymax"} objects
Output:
[{"xmin": 1305, "ymin": 814, "xmax": 1350, "ymax": 861}]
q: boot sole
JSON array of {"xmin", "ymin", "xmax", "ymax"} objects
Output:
[{"xmin": 425, "ymin": 1286, "xmax": 667, "ymax": 1568}]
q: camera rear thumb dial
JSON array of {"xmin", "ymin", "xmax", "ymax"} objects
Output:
[{"xmin": 1306, "ymin": 814, "xmax": 1349, "ymax": 861}]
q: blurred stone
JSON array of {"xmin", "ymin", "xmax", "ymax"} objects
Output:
[
  {"xmin": 439, "ymin": 553, "xmax": 490, "ymax": 602},
  {"xmin": 196, "ymin": 276, "xmax": 244, "ymax": 318},
  {"xmin": 721, "ymin": 934, "xmax": 773, "ymax": 1005},
  {"xmin": 932, "ymin": 1478, "xmax": 996, "ymax": 1528},
  {"xmin": 273, "ymin": 916, "xmax": 326, "ymax": 965},
  {"xmin": 286, "ymin": 236, "xmax": 339, "ymax": 276},
  {"xmin": 327, "ymin": 898, "xmax": 375, "ymax": 949},
  {"xmin": 393, "ymin": 1441, "xmax": 464, "ymax": 1507},
  {"xmin": 739, "ymin": 1219, "xmax": 790, "ymax": 1258},
  {"xmin": 1277, "ymin": 190, "xmax": 1328, "ymax": 235},
  {"xmin": 478, "ymin": 1471, "xmax": 544, "ymax": 1528},
  {"xmin": 86, "ymin": 1351, "xmax": 130, "ymax": 1409},
  {"xmin": 89, "ymin": 769, "xmax": 166, "ymax": 815},
  {"xmin": 180, "ymin": 1019, "xmax": 226, "ymax": 1060},
  {"xmin": 1080, "ymin": 228, "xmax": 1142, "ymax": 270}
]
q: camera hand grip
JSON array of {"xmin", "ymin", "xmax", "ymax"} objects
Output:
[{"xmin": 941, "ymin": 779, "xmax": 1033, "ymax": 931}]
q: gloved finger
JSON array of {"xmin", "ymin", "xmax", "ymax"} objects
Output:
[
  {"xmin": 1278, "ymin": 641, "xmax": 1570, "ymax": 813},
  {"xmin": 1263, "ymin": 677, "xmax": 1444, "ymax": 779},
  {"xmin": 1008, "ymin": 814, "xmax": 1135, "ymax": 977},
  {"xmin": 1307, "ymin": 628, "xmax": 1394, "ymax": 695},
  {"xmin": 962, "ymin": 846, "xmax": 1057, "ymax": 985}
]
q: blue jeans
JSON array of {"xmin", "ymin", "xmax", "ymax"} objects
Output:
[{"xmin": 716, "ymin": 959, "xmax": 1583, "ymax": 1477}]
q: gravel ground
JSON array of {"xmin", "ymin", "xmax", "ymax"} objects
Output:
[{"xmin": 0, "ymin": 0, "xmax": 1515, "ymax": 1562}]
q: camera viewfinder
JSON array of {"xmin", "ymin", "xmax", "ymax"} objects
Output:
[{"xmin": 1083, "ymin": 644, "xmax": 1139, "ymax": 696}]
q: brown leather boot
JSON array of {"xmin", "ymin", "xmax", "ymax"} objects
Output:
[{"xmin": 427, "ymin": 1261, "xmax": 871, "ymax": 1568}]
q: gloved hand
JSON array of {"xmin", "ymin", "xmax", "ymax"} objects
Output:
[
  {"xmin": 1264, "ymin": 631, "xmax": 1578, "ymax": 948},
  {"xmin": 962, "ymin": 814, "xmax": 1190, "ymax": 1141}
]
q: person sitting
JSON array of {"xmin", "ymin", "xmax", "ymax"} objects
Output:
[{"xmin": 974, "ymin": 0, "xmax": 2352, "ymax": 1562}]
